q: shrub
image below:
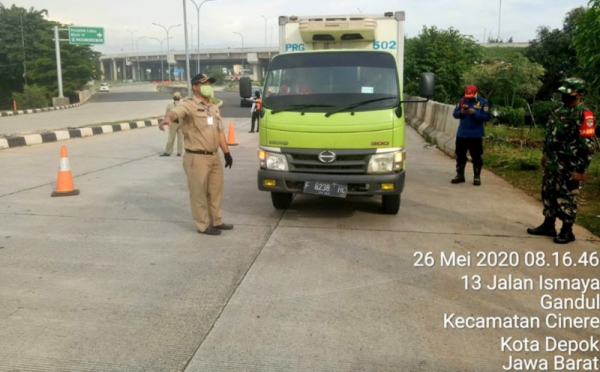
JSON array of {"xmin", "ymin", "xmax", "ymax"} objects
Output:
[
  {"xmin": 12, "ymin": 85, "xmax": 50, "ymax": 110},
  {"xmin": 532, "ymin": 101, "xmax": 556, "ymax": 126},
  {"xmin": 498, "ymin": 106, "xmax": 525, "ymax": 127}
]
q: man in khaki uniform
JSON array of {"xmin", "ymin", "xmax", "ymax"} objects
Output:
[
  {"xmin": 159, "ymin": 74, "xmax": 234, "ymax": 236},
  {"xmin": 160, "ymin": 92, "xmax": 184, "ymax": 157}
]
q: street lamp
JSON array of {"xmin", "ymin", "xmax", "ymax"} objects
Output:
[
  {"xmin": 261, "ymin": 15, "xmax": 270, "ymax": 47},
  {"xmin": 233, "ymin": 31, "xmax": 244, "ymax": 76},
  {"xmin": 135, "ymin": 36, "xmax": 145, "ymax": 81},
  {"xmin": 126, "ymin": 29, "xmax": 136, "ymax": 80},
  {"xmin": 150, "ymin": 37, "xmax": 171, "ymax": 82},
  {"xmin": 190, "ymin": 0, "xmax": 218, "ymax": 75},
  {"xmin": 152, "ymin": 23, "xmax": 181, "ymax": 81}
]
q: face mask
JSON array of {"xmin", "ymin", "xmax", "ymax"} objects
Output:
[
  {"xmin": 200, "ymin": 85, "xmax": 213, "ymax": 98},
  {"xmin": 561, "ymin": 93, "xmax": 577, "ymax": 104}
]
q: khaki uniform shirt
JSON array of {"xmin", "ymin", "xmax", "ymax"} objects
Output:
[{"xmin": 170, "ymin": 96, "xmax": 224, "ymax": 152}]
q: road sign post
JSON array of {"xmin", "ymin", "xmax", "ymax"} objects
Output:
[
  {"xmin": 53, "ymin": 26, "xmax": 104, "ymax": 107},
  {"xmin": 68, "ymin": 26, "xmax": 105, "ymax": 45}
]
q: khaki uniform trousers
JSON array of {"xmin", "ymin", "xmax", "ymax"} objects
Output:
[
  {"xmin": 183, "ymin": 152, "xmax": 223, "ymax": 231},
  {"xmin": 165, "ymin": 122, "xmax": 184, "ymax": 155}
]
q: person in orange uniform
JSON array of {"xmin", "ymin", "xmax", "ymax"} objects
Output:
[{"xmin": 159, "ymin": 74, "xmax": 234, "ymax": 236}]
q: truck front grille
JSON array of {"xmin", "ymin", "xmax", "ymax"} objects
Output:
[{"xmin": 284, "ymin": 149, "xmax": 374, "ymax": 174}]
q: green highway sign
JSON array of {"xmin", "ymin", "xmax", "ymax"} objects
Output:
[{"xmin": 69, "ymin": 26, "xmax": 105, "ymax": 45}]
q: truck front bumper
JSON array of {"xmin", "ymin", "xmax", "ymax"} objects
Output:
[{"xmin": 257, "ymin": 170, "xmax": 405, "ymax": 196}]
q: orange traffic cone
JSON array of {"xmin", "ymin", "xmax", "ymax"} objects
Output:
[
  {"xmin": 51, "ymin": 145, "xmax": 80, "ymax": 197},
  {"xmin": 226, "ymin": 121, "xmax": 238, "ymax": 146}
]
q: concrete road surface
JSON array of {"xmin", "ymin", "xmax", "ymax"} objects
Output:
[{"xmin": 0, "ymin": 118, "xmax": 598, "ymax": 371}]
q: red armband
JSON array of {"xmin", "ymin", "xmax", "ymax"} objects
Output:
[{"xmin": 579, "ymin": 110, "xmax": 595, "ymax": 137}]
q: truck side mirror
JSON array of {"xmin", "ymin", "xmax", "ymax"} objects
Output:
[{"xmin": 420, "ymin": 73, "xmax": 435, "ymax": 98}]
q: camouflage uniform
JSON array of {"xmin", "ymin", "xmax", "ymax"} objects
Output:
[
  {"xmin": 543, "ymin": 94, "xmax": 595, "ymax": 222},
  {"xmin": 529, "ymin": 78, "xmax": 596, "ymax": 243}
]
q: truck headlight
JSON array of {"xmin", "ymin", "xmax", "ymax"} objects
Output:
[
  {"xmin": 367, "ymin": 151, "xmax": 405, "ymax": 174},
  {"xmin": 258, "ymin": 149, "xmax": 289, "ymax": 171}
]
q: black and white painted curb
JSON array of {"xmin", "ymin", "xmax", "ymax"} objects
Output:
[
  {"xmin": 0, "ymin": 118, "xmax": 162, "ymax": 150},
  {"xmin": 0, "ymin": 102, "xmax": 83, "ymax": 117}
]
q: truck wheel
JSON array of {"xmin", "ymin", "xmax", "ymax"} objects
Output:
[
  {"xmin": 271, "ymin": 192, "xmax": 293, "ymax": 210},
  {"xmin": 382, "ymin": 194, "xmax": 400, "ymax": 215}
]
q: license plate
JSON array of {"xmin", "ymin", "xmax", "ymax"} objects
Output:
[{"xmin": 303, "ymin": 181, "xmax": 347, "ymax": 198}]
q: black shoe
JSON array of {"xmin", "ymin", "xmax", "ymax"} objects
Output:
[
  {"xmin": 554, "ymin": 223, "xmax": 575, "ymax": 244},
  {"xmin": 451, "ymin": 165, "xmax": 466, "ymax": 184},
  {"xmin": 177, "ymin": 154, "xmax": 181, "ymax": 157},
  {"xmin": 527, "ymin": 217, "xmax": 557, "ymax": 237},
  {"xmin": 473, "ymin": 166, "xmax": 481, "ymax": 186},
  {"xmin": 554, "ymin": 230, "xmax": 575, "ymax": 244},
  {"xmin": 159, "ymin": 153, "xmax": 170, "ymax": 157},
  {"xmin": 198, "ymin": 226, "xmax": 222, "ymax": 235},
  {"xmin": 213, "ymin": 223, "xmax": 234, "ymax": 230}
]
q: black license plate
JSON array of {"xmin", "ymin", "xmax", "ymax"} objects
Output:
[{"xmin": 303, "ymin": 181, "xmax": 347, "ymax": 198}]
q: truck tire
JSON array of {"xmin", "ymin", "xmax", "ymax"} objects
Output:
[
  {"xmin": 271, "ymin": 192, "xmax": 293, "ymax": 210},
  {"xmin": 382, "ymin": 194, "xmax": 400, "ymax": 215}
]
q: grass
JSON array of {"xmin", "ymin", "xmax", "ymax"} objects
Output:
[
  {"xmin": 484, "ymin": 124, "xmax": 600, "ymax": 236},
  {"xmin": 483, "ymin": 46, "xmax": 525, "ymax": 61}
]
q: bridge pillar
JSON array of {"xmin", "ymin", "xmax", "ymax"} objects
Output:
[
  {"xmin": 100, "ymin": 61, "xmax": 106, "ymax": 81},
  {"xmin": 112, "ymin": 59, "xmax": 118, "ymax": 81},
  {"xmin": 253, "ymin": 64, "xmax": 263, "ymax": 82},
  {"xmin": 122, "ymin": 59, "xmax": 127, "ymax": 81}
]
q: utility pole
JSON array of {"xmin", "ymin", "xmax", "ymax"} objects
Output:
[
  {"xmin": 498, "ymin": 0, "xmax": 502, "ymax": 42},
  {"xmin": 54, "ymin": 26, "xmax": 64, "ymax": 98},
  {"xmin": 183, "ymin": 0, "xmax": 192, "ymax": 98},
  {"xmin": 20, "ymin": 15, "xmax": 27, "ymax": 86}
]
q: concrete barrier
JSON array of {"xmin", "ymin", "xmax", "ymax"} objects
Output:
[
  {"xmin": 404, "ymin": 95, "xmax": 459, "ymax": 158},
  {"xmin": 78, "ymin": 86, "xmax": 98, "ymax": 104}
]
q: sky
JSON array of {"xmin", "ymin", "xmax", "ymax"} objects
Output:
[{"xmin": 12, "ymin": 0, "xmax": 591, "ymax": 55}]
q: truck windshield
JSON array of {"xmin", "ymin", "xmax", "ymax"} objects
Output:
[{"xmin": 263, "ymin": 51, "xmax": 399, "ymax": 113}]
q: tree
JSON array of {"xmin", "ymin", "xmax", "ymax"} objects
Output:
[
  {"xmin": 524, "ymin": 7, "xmax": 586, "ymax": 100},
  {"xmin": 462, "ymin": 53, "xmax": 544, "ymax": 107},
  {"xmin": 0, "ymin": 4, "xmax": 100, "ymax": 109},
  {"xmin": 404, "ymin": 26, "xmax": 484, "ymax": 103},
  {"xmin": 573, "ymin": 0, "xmax": 600, "ymax": 106}
]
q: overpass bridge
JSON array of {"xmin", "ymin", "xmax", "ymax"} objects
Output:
[{"xmin": 99, "ymin": 47, "xmax": 280, "ymax": 82}]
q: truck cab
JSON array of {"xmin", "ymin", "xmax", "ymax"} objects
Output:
[{"xmin": 256, "ymin": 11, "xmax": 433, "ymax": 214}]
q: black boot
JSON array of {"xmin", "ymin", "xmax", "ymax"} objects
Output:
[
  {"xmin": 554, "ymin": 222, "xmax": 576, "ymax": 244},
  {"xmin": 473, "ymin": 165, "xmax": 482, "ymax": 186},
  {"xmin": 451, "ymin": 165, "xmax": 466, "ymax": 184},
  {"xmin": 527, "ymin": 217, "xmax": 557, "ymax": 237}
]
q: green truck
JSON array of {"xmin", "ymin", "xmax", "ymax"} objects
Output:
[{"xmin": 256, "ymin": 11, "xmax": 433, "ymax": 214}]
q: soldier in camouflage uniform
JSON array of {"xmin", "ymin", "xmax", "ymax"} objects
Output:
[{"xmin": 527, "ymin": 78, "xmax": 596, "ymax": 244}]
